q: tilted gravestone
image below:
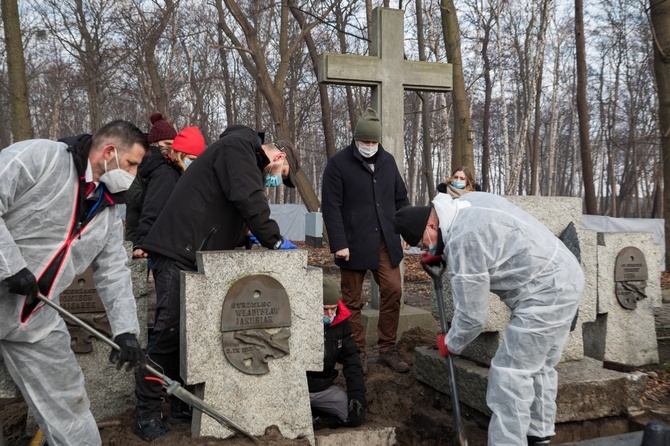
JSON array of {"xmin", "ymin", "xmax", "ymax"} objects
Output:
[
  {"xmin": 431, "ymin": 196, "xmax": 598, "ymax": 365},
  {"xmin": 181, "ymin": 249, "xmax": 323, "ymax": 444}
]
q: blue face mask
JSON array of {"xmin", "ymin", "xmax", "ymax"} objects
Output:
[
  {"xmin": 183, "ymin": 159, "xmax": 192, "ymax": 169},
  {"xmin": 323, "ymin": 313, "xmax": 336, "ymax": 325},
  {"xmin": 451, "ymin": 180, "xmax": 466, "ymax": 189},
  {"xmin": 264, "ymin": 172, "xmax": 282, "ymax": 187},
  {"xmin": 264, "ymin": 160, "xmax": 284, "ymax": 187},
  {"xmin": 427, "ymin": 231, "xmax": 438, "ymax": 255}
]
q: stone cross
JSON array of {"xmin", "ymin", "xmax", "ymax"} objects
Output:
[
  {"xmin": 181, "ymin": 249, "xmax": 323, "ymax": 443},
  {"xmin": 318, "ymin": 7, "xmax": 453, "ymax": 171}
]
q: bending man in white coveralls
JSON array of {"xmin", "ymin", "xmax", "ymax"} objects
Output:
[
  {"xmin": 394, "ymin": 192, "xmax": 584, "ymax": 446},
  {"xmin": 0, "ymin": 121, "xmax": 147, "ymax": 446}
]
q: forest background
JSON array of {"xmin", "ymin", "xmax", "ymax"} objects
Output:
[{"xmin": 1, "ymin": 0, "xmax": 669, "ymax": 263}]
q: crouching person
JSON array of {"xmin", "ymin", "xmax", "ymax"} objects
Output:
[{"xmin": 308, "ymin": 278, "xmax": 366, "ymax": 428}]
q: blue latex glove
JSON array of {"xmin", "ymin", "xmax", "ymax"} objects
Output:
[
  {"xmin": 248, "ymin": 233, "xmax": 260, "ymax": 244},
  {"xmin": 278, "ymin": 237, "xmax": 298, "ymax": 249}
]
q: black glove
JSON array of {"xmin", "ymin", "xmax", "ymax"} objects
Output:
[
  {"xmin": 109, "ymin": 333, "xmax": 146, "ymax": 371},
  {"xmin": 5, "ymin": 268, "xmax": 39, "ymax": 301},
  {"xmin": 346, "ymin": 398, "xmax": 366, "ymax": 427}
]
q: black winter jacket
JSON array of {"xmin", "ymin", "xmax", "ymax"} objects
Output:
[
  {"xmin": 321, "ymin": 141, "xmax": 409, "ymax": 270},
  {"xmin": 307, "ymin": 302, "xmax": 366, "ymax": 405},
  {"xmin": 141, "ymin": 125, "xmax": 282, "ymax": 268},
  {"xmin": 134, "ymin": 154, "xmax": 182, "ymax": 249}
]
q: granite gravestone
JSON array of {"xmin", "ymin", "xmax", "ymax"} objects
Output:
[{"xmin": 181, "ymin": 249, "xmax": 322, "ymax": 444}]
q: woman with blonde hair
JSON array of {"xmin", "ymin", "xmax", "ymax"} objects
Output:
[{"xmin": 438, "ymin": 166, "xmax": 475, "ymax": 198}]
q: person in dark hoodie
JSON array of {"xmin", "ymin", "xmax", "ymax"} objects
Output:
[
  {"xmin": 308, "ymin": 278, "xmax": 366, "ymax": 429},
  {"xmin": 132, "ymin": 126, "xmax": 206, "ymax": 259},
  {"xmin": 133, "ymin": 124, "xmax": 300, "ymax": 441},
  {"xmin": 125, "ymin": 112, "xmax": 178, "ymax": 245},
  {"xmin": 0, "ymin": 121, "xmax": 147, "ymax": 446}
]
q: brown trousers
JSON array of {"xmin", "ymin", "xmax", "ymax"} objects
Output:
[{"xmin": 340, "ymin": 239, "xmax": 402, "ymax": 354}]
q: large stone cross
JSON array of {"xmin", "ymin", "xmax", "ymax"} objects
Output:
[{"xmin": 318, "ymin": 7, "xmax": 453, "ymax": 170}]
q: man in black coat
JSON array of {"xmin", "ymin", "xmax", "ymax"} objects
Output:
[
  {"xmin": 322, "ymin": 108, "xmax": 410, "ymax": 374},
  {"xmin": 308, "ymin": 278, "xmax": 366, "ymax": 428},
  {"xmin": 133, "ymin": 125, "xmax": 300, "ymax": 441}
]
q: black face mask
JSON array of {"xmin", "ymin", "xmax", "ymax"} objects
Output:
[{"xmin": 434, "ymin": 228, "xmax": 445, "ymax": 256}]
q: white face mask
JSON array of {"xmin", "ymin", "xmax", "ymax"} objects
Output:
[
  {"xmin": 99, "ymin": 148, "xmax": 135, "ymax": 193},
  {"xmin": 357, "ymin": 142, "xmax": 378, "ymax": 158}
]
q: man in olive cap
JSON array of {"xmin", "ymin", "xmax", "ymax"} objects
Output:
[{"xmin": 322, "ymin": 108, "xmax": 410, "ymax": 374}]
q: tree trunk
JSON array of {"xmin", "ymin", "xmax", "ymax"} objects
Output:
[
  {"xmin": 416, "ymin": 0, "xmax": 436, "ymax": 198},
  {"xmin": 481, "ymin": 12, "xmax": 493, "ymax": 192},
  {"xmin": 289, "ymin": 4, "xmax": 337, "ymax": 159},
  {"xmin": 2, "ymin": 0, "xmax": 33, "ymax": 141},
  {"xmin": 650, "ymin": 0, "xmax": 670, "ymax": 267},
  {"xmin": 575, "ymin": 0, "xmax": 597, "ymax": 213},
  {"xmin": 440, "ymin": 0, "xmax": 474, "ymax": 174}
]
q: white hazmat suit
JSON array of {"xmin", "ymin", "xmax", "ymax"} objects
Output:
[
  {"xmin": 0, "ymin": 139, "xmax": 140, "ymax": 445},
  {"xmin": 433, "ymin": 192, "xmax": 584, "ymax": 446}
]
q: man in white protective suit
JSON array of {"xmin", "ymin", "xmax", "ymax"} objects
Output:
[
  {"xmin": 393, "ymin": 192, "xmax": 584, "ymax": 446},
  {"xmin": 0, "ymin": 120, "xmax": 148, "ymax": 446}
]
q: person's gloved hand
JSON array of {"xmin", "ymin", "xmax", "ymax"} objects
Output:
[
  {"xmin": 421, "ymin": 251, "xmax": 445, "ymax": 266},
  {"xmin": 276, "ymin": 237, "xmax": 298, "ymax": 250},
  {"xmin": 110, "ymin": 333, "xmax": 146, "ymax": 371},
  {"xmin": 346, "ymin": 398, "xmax": 366, "ymax": 427},
  {"xmin": 248, "ymin": 233, "xmax": 260, "ymax": 245},
  {"xmin": 436, "ymin": 333, "xmax": 451, "ymax": 357},
  {"xmin": 5, "ymin": 268, "xmax": 39, "ymax": 301}
]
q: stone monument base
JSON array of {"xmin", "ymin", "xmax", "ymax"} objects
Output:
[
  {"xmin": 414, "ymin": 347, "xmax": 647, "ymax": 437},
  {"xmin": 361, "ymin": 306, "xmax": 438, "ymax": 347}
]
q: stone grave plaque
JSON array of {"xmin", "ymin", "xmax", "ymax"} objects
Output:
[
  {"xmin": 59, "ymin": 267, "xmax": 104, "ymax": 313},
  {"xmin": 614, "ymin": 246, "xmax": 648, "ymax": 310},
  {"xmin": 221, "ymin": 275, "xmax": 291, "ymax": 375}
]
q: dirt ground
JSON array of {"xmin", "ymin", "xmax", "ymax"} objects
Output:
[{"xmin": 1, "ymin": 243, "xmax": 669, "ymax": 445}]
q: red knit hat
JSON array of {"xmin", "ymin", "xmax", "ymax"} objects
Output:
[
  {"xmin": 171, "ymin": 126, "xmax": 206, "ymax": 156},
  {"xmin": 147, "ymin": 112, "xmax": 178, "ymax": 143}
]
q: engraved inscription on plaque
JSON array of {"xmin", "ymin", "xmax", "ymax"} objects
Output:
[
  {"xmin": 614, "ymin": 246, "xmax": 648, "ymax": 310},
  {"xmin": 221, "ymin": 275, "xmax": 292, "ymax": 375},
  {"xmin": 59, "ymin": 267, "xmax": 105, "ymax": 314}
]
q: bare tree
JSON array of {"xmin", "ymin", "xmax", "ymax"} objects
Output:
[
  {"xmin": 440, "ymin": 0, "xmax": 475, "ymax": 174},
  {"xmin": 2, "ymin": 0, "xmax": 33, "ymax": 141},
  {"xmin": 575, "ymin": 0, "xmax": 597, "ymax": 213},
  {"xmin": 649, "ymin": 0, "xmax": 670, "ymax": 266}
]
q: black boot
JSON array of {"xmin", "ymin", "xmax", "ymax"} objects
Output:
[
  {"xmin": 134, "ymin": 417, "xmax": 173, "ymax": 441},
  {"xmin": 527, "ymin": 435, "xmax": 551, "ymax": 446}
]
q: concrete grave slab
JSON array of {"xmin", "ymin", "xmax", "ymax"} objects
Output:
[
  {"xmin": 315, "ymin": 426, "xmax": 397, "ymax": 446},
  {"xmin": 414, "ymin": 347, "xmax": 646, "ymax": 423},
  {"xmin": 182, "ymin": 249, "xmax": 323, "ymax": 444}
]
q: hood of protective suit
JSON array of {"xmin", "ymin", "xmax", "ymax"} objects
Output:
[{"xmin": 432, "ymin": 193, "xmax": 470, "ymax": 236}]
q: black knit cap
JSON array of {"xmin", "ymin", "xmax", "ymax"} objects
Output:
[{"xmin": 393, "ymin": 206, "xmax": 432, "ymax": 246}]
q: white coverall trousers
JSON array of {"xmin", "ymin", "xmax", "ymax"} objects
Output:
[
  {"xmin": 0, "ymin": 319, "xmax": 101, "ymax": 446},
  {"xmin": 487, "ymin": 259, "xmax": 583, "ymax": 445}
]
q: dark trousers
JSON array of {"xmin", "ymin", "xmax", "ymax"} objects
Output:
[
  {"xmin": 340, "ymin": 239, "xmax": 402, "ymax": 353},
  {"xmin": 135, "ymin": 254, "xmax": 194, "ymax": 420}
]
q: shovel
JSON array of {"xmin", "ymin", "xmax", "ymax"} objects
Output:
[
  {"xmin": 421, "ymin": 261, "xmax": 468, "ymax": 446},
  {"xmin": 33, "ymin": 293, "xmax": 258, "ymax": 443}
]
